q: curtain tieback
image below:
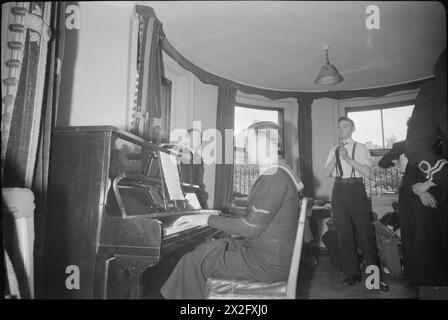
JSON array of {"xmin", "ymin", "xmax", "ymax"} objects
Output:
[{"xmin": 25, "ymin": 13, "xmax": 52, "ymax": 42}]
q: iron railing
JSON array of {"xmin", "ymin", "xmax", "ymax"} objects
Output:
[
  {"xmin": 363, "ymin": 156, "xmax": 402, "ymax": 197},
  {"xmin": 233, "ymin": 156, "xmax": 402, "ymax": 200}
]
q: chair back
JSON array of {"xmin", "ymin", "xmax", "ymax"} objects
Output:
[{"xmin": 286, "ymin": 197, "xmax": 313, "ymax": 299}]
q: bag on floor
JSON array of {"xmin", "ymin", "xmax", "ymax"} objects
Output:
[{"xmin": 373, "ymin": 221, "xmax": 402, "ymax": 277}]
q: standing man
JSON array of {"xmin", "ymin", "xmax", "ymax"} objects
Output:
[{"xmin": 325, "ymin": 116, "xmax": 388, "ymax": 291}]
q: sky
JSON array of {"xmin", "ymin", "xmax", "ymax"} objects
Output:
[
  {"xmin": 234, "ymin": 106, "xmax": 278, "ymax": 136},
  {"xmin": 348, "ymin": 105, "xmax": 414, "ymax": 148},
  {"xmin": 234, "ymin": 104, "xmax": 414, "ymax": 150}
]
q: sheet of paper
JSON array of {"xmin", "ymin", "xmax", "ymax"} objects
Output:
[
  {"xmin": 159, "ymin": 152, "xmax": 185, "ymax": 200},
  {"xmin": 185, "ymin": 192, "xmax": 201, "ymax": 209}
]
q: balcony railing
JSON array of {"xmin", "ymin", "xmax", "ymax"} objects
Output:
[
  {"xmin": 363, "ymin": 156, "xmax": 402, "ymax": 197},
  {"xmin": 233, "ymin": 164, "xmax": 259, "ymax": 199},
  {"xmin": 233, "ymin": 156, "xmax": 402, "ymax": 200}
]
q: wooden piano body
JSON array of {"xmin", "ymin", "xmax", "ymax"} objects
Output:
[{"xmin": 42, "ymin": 126, "xmax": 222, "ymax": 299}]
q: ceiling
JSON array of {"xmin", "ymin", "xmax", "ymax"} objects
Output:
[{"xmin": 112, "ymin": 1, "xmax": 446, "ymax": 91}]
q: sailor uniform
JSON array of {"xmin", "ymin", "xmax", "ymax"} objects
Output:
[
  {"xmin": 161, "ymin": 160, "xmax": 303, "ymax": 299},
  {"xmin": 403, "ymin": 49, "xmax": 447, "ymax": 286}
]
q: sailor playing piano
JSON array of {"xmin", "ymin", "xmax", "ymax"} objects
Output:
[{"xmin": 161, "ymin": 121, "xmax": 304, "ymax": 299}]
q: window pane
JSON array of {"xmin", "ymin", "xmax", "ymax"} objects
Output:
[
  {"xmin": 347, "ymin": 109, "xmax": 383, "ymax": 149},
  {"xmin": 234, "ymin": 106, "xmax": 279, "ymax": 150},
  {"xmin": 234, "ymin": 106, "xmax": 279, "ymax": 136},
  {"xmin": 383, "ymin": 105, "xmax": 414, "ymax": 148}
]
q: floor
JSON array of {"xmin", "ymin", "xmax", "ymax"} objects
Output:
[{"xmin": 296, "ymin": 252, "xmax": 418, "ymax": 299}]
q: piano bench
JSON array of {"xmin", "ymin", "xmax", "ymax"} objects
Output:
[{"xmin": 206, "ymin": 278, "xmax": 286, "ymax": 299}]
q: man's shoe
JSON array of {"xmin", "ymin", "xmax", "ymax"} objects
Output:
[
  {"xmin": 342, "ymin": 274, "xmax": 361, "ymax": 285},
  {"xmin": 379, "ymin": 280, "xmax": 389, "ymax": 292}
]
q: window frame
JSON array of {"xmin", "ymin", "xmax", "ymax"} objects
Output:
[
  {"xmin": 345, "ymin": 99, "xmax": 415, "ymax": 156},
  {"xmin": 234, "ymin": 103, "xmax": 285, "ymax": 158}
]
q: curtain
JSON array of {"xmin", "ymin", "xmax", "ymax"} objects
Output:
[
  {"xmin": 33, "ymin": 2, "xmax": 66, "ymax": 299},
  {"xmin": 214, "ymin": 86, "xmax": 236, "ymax": 209},
  {"xmin": 298, "ymin": 97, "xmax": 315, "ymax": 198},
  {"xmin": 1, "ymin": 1, "xmax": 64, "ymax": 298},
  {"xmin": 2, "ymin": 2, "xmax": 53, "ymax": 188},
  {"xmin": 134, "ymin": 5, "xmax": 165, "ymax": 143}
]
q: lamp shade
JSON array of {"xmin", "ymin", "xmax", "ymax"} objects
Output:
[
  {"xmin": 314, "ymin": 63, "xmax": 344, "ymax": 85},
  {"xmin": 314, "ymin": 47, "xmax": 344, "ymax": 85}
]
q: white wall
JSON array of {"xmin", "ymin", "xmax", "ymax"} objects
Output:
[
  {"xmin": 57, "ymin": 2, "xmax": 134, "ymax": 128},
  {"xmin": 311, "ymin": 98, "xmax": 340, "ymax": 200}
]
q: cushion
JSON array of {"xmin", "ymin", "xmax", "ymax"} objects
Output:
[{"xmin": 206, "ymin": 278, "xmax": 286, "ymax": 299}]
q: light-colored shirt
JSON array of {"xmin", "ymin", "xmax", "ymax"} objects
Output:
[{"xmin": 325, "ymin": 138, "xmax": 372, "ymax": 178}]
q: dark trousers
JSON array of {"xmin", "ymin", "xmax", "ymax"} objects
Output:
[
  {"xmin": 331, "ymin": 179, "xmax": 378, "ymax": 277},
  {"xmin": 398, "ymin": 180, "xmax": 448, "ymax": 286}
]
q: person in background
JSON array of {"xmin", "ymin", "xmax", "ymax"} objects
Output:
[
  {"xmin": 325, "ymin": 116, "xmax": 388, "ymax": 291},
  {"xmin": 181, "ymin": 128, "xmax": 209, "ymax": 209},
  {"xmin": 160, "ymin": 121, "xmax": 304, "ymax": 299},
  {"xmin": 163, "ymin": 128, "xmax": 209, "ymax": 209}
]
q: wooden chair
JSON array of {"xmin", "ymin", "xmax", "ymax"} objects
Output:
[{"xmin": 206, "ymin": 197, "xmax": 313, "ymax": 299}]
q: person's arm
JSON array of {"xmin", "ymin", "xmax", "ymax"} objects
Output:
[
  {"xmin": 339, "ymin": 145, "xmax": 371, "ymax": 177},
  {"xmin": 405, "ymin": 80, "xmax": 448, "ymax": 188},
  {"xmin": 208, "ymin": 171, "xmax": 292, "ymax": 238},
  {"xmin": 411, "ymin": 180, "xmax": 437, "ymax": 195},
  {"xmin": 324, "ymin": 147, "xmax": 337, "ymax": 177},
  {"xmin": 219, "ymin": 206, "xmax": 247, "ymax": 217},
  {"xmin": 378, "ymin": 141, "xmax": 405, "ymax": 169}
]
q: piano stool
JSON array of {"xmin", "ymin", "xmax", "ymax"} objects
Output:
[{"xmin": 206, "ymin": 197, "xmax": 313, "ymax": 299}]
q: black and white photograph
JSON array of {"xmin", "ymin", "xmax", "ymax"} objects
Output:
[{"xmin": 1, "ymin": 0, "xmax": 447, "ymax": 306}]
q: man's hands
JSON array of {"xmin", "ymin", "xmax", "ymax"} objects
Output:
[
  {"xmin": 338, "ymin": 145, "xmax": 349, "ymax": 160},
  {"xmin": 175, "ymin": 214, "xmax": 210, "ymax": 227},
  {"xmin": 336, "ymin": 144, "xmax": 371, "ymax": 177}
]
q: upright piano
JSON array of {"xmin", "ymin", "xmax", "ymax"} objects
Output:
[{"xmin": 42, "ymin": 126, "xmax": 222, "ymax": 299}]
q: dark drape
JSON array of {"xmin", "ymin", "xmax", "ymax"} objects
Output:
[
  {"xmin": 33, "ymin": 2, "xmax": 66, "ymax": 298},
  {"xmin": 297, "ymin": 97, "xmax": 315, "ymax": 197},
  {"xmin": 214, "ymin": 86, "xmax": 237, "ymax": 209},
  {"xmin": 135, "ymin": 5, "xmax": 165, "ymax": 143}
]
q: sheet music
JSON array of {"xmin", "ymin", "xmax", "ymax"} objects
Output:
[
  {"xmin": 159, "ymin": 152, "xmax": 185, "ymax": 200},
  {"xmin": 185, "ymin": 192, "xmax": 201, "ymax": 209}
]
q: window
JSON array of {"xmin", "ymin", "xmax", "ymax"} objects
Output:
[
  {"xmin": 346, "ymin": 103, "xmax": 414, "ymax": 155},
  {"xmin": 233, "ymin": 104, "xmax": 284, "ymax": 201},
  {"xmin": 346, "ymin": 102, "xmax": 414, "ymax": 196}
]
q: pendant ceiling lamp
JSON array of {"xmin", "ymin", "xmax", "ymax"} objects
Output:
[{"xmin": 314, "ymin": 45, "xmax": 344, "ymax": 85}]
